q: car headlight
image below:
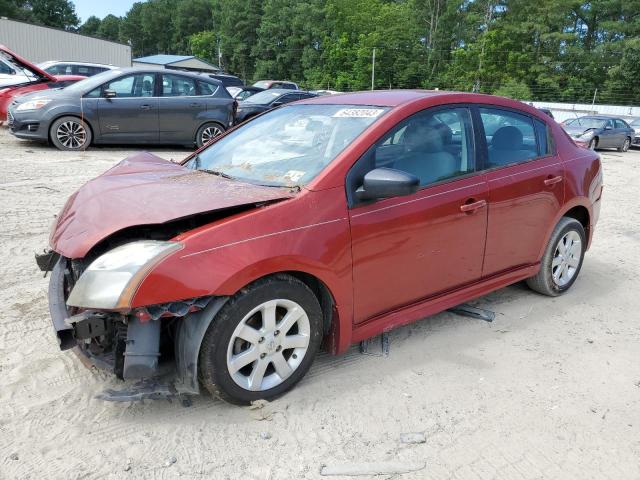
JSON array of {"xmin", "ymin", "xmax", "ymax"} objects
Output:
[
  {"xmin": 15, "ymin": 99, "xmax": 51, "ymax": 111},
  {"xmin": 67, "ymin": 240, "xmax": 182, "ymax": 310},
  {"xmin": 578, "ymin": 130, "xmax": 595, "ymax": 139}
]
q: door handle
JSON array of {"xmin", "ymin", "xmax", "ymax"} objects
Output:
[
  {"xmin": 460, "ymin": 199, "xmax": 487, "ymax": 213},
  {"xmin": 140, "ymin": 104, "xmax": 152, "ymax": 110},
  {"xmin": 544, "ymin": 175, "xmax": 563, "ymax": 186},
  {"xmin": 189, "ymin": 103, "xmax": 201, "ymax": 108}
]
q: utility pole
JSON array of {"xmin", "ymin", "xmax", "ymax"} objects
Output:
[
  {"xmin": 591, "ymin": 88, "xmax": 598, "ymax": 113},
  {"xmin": 371, "ymin": 48, "xmax": 376, "ymax": 91}
]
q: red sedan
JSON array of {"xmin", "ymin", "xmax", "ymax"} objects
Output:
[
  {"xmin": 39, "ymin": 90, "xmax": 603, "ymax": 404},
  {"xmin": 0, "ymin": 45, "xmax": 84, "ymax": 122}
]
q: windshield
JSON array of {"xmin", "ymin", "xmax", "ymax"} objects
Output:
[
  {"xmin": 189, "ymin": 104, "xmax": 388, "ymax": 186},
  {"xmin": 244, "ymin": 90, "xmax": 283, "ymax": 104},
  {"xmin": 253, "ymin": 81, "xmax": 271, "ymax": 89},
  {"xmin": 631, "ymin": 118, "xmax": 640, "ymax": 127},
  {"xmin": 566, "ymin": 117, "xmax": 606, "ymax": 129}
]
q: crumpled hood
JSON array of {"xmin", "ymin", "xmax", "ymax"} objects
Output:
[{"xmin": 50, "ymin": 152, "xmax": 295, "ymax": 258}]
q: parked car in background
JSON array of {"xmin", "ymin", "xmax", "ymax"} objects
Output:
[
  {"xmin": 8, "ymin": 68, "xmax": 234, "ymax": 150},
  {"xmin": 0, "ymin": 55, "xmax": 34, "ymax": 87},
  {"xmin": 200, "ymin": 72, "xmax": 244, "ymax": 88},
  {"xmin": 253, "ymin": 80, "xmax": 299, "ymax": 90},
  {"xmin": 630, "ymin": 118, "xmax": 640, "ymax": 148},
  {"xmin": 227, "ymin": 85, "xmax": 264, "ymax": 101},
  {"xmin": 0, "ymin": 45, "xmax": 85, "ymax": 123},
  {"xmin": 561, "ymin": 115, "xmax": 633, "ymax": 151},
  {"xmin": 37, "ymin": 61, "xmax": 117, "ymax": 77},
  {"xmin": 235, "ymin": 89, "xmax": 317, "ymax": 123},
  {"xmin": 538, "ymin": 108, "xmax": 554, "ymax": 119},
  {"xmin": 312, "ymin": 89, "xmax": 342, "ymax": 96},
  {"xmin": 38, "ymin": 90, "xmax": 602, "ymax": 404}
]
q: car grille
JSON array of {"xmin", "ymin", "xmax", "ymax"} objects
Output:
[
  {"xmin": 633, "ymin": 136, "xmax": 640, "ymax": 145},
  {"xmin": 7, "ymin": 110, "xmax": 14, "ymax": 128}
]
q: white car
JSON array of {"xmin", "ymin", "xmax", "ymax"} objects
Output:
[
  {"xmin": 0, "ymin": 56, "xmax": 34, "ymax": 87},
  {"xmin": 37, "ymin": 61, "xmax": 117, "ymax": 77}
]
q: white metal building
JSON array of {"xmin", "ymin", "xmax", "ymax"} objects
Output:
[
  {"xmin": 133, "ymin": 55, "xmax": 221, "ymax": 73},
  {"xmin": 0, "ymin": 17, "xmax": 131, "ymax": 67}
]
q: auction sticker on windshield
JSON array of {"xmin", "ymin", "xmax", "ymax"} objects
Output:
[{"xmin": 332, "ymin": 108, "xmax": 386, "ymax": 118}]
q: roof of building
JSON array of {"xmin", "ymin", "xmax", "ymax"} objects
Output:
[{"xmin": 133, "ymin": 55, "xmax": 196, "ymax": 65}]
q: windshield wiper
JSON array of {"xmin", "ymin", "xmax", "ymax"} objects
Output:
[{"xmin": 200, "ymin": 168, "xmax": 236, "ymax": 180}]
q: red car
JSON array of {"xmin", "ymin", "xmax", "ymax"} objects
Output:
[
  {"xmin": 0, "ymin": 45, "xmax": 84, "ymax": 122},
  {"xmin": 39, "ymin": 91, "xmax": 603, "ymax": 404}
]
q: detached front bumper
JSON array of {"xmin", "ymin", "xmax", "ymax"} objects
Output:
[{"xmin": 39, "ymin": 252, "xmax": 227, "ymax": 399}]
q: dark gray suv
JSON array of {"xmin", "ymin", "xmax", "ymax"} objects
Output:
[{"xmin": 8, "ymin": 68, "xmax": 235, "ymax": 150}]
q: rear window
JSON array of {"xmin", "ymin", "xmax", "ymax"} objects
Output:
[
  {"xmin": 197, "ymin": 81, "xmax": 219, "ymax": 96},
  {"xmin": 480, "ymin": 107, "xmax": 539, "ymax": 167}
]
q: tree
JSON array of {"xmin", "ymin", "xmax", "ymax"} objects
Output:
[
  {"xmin": 79, "ymin": 15, "xmax": 102, "ymax": 37},
  {"xmin": 23, "ymin": 0, "xmax": 79, "ymax": 30},
  {"xmin": 97, "ymin": 14, "xmax": 121, "ymax": 42}
]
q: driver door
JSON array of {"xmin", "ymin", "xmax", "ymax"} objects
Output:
[
  {"xmin": 97, "ymin": 72, "xmax": 159, "ymax": 142},
  {"xmin": 348, "ymin": 106, "xmax": 488, "ymax": 324}
]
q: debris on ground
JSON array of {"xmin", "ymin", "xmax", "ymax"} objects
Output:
[
  {"xmin": 320, "ymin": 461, "xmax": 426, "ymax": 476},
  {"xmin": 399, "ymin": 432, "xmax": 426, "ymax": 444},
  {"xmin": 260, "ymin": 432, "xmax": 272, "ymax": 440},
  {"xmin": 164, "ymin": 456, "xmax": 177, "ymax": 467}
]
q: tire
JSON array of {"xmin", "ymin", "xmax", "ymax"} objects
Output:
[
  {"xmin": 526, "ymin": 217, "xmax": 586, "ymax": 296},
  {"xmin": 49, "ymin": 116, "xmax": 92, "ymax": 151},
  {"xmin": 618, "ymin": 137, "xmax": 631, "ymax": 152},
  {"xmin": 195, "ymin": 122, "xmax": 225, "ymax": 148},
  {"xmin": 588, "ymin": 137, "xmax": 598, "ymax": 150},
  {"xmin": 198, "ymin": 274, "xmax": 323, "ymax": 404}
]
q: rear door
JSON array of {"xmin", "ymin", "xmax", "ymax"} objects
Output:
[
  {"xmin": 97, "ymin": 72, "xmax": 158, "ymax": 142},
  {"xmin": 479, "ymin": 107, "xmax": 564, "ymax": 277},
  {"xmin": 158, "ymin": 73, "xmax": 205, "ymax": 143}
]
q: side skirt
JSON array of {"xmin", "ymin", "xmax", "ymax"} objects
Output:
[{"xmin": 350, "ymin": 264, "xmax": 539, "ymax": 345}]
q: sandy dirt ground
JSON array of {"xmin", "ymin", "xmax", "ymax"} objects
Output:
[{"xmin": 0, "ymin": 126, "xmax": 638, "ymax": 480}]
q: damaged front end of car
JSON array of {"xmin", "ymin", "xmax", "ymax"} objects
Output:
[{"xmin": 40, "ymin": 249, "xmax": 229, "ymax": 401}]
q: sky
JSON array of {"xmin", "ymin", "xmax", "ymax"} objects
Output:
[{"xmin": 72, "ymin": 0, "xmax": 136, "ymax": 23}]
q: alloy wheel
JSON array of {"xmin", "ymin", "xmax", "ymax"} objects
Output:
[
  {"xmin": 588, "ymin": 138, "xmax": 597, "ymax": 150},
  {"xmin": 552, "ymin": 230, "xmax": 582, "ymax": 287},
  {"xmin": 201, "ymin": 125, "xmax": 222, "ymax": 145},
  {"xmin": 226, "ymin": 299, "xmax": 311, "ymax": 392},
  {"xmin": 56, "ymin": 121, "xmax": 87, "ymax": 149},
  {"xmin": 622, "ymin": 138, "xmax": 630, "ymax": 152}
]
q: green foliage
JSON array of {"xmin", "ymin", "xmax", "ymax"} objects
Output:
[
  {"xmin": 494, "ymin": 79, "xmax": 533, "ymax": 100},
  {"xmin": 3, "ymin": 0, "xmax": 639, "ymax": 104},
  {"xmin": 2, "ymin": 0, "xmax": 79, "ymax": 30}
]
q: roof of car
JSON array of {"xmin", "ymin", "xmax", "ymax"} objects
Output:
[
  {"xmin": 39, "ymin": 61, "xmax": 117, "ymax": 68},
  {"xmin": 105, "ymin": 67, "xmax": 223, "ymax": 84},
  {"xmin": 297, "ymin": 89, "xmax": 465, "ymax": 107}
]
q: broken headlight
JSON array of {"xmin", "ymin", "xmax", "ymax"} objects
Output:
[{"xmin": 67, "ymin": 240, "xmax": 182, "ymax": 310}]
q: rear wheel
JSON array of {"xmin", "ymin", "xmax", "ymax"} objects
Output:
[
  {"xmin": 618, "ymin": 137, "xmax": 631, "ymax": 152},
  {"xmin": 526, "ymin": 217, "xmax": 586, "ymax": 296},
  {"xmin": 196, "ymin": 122, "xmax": 225, "ymax": 148},
  {"xmin": 50, "ymin": 116, "xmax": 92, "ymax": 151},
  {"xmin": 198, "ymin": 275, "xmax": 323, "ymax": 404}
]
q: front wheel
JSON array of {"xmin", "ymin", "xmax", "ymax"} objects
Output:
[
  {"xmin": 588, "ymin": 137, "xmax": 598, "ymax": 150},
  {"xmin": 50, "ymin": 116, "xmax": 92, "ymax": 151},
  {"xmin": 526, "ymin": 217, "xmax": 586, "ymax": 296},
  {"xmin": 196, "ymin": 122, "xmax": 225, "ymax": 148},
  {"xmin": 198, "ymin": 275, "xmax": 323, "ymax": 404},
  {"xmin": 618, "ymin": 137, "xmax": 631, "ymax": 152}
]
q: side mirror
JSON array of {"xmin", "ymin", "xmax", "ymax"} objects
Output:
[
  {"xmin": 355, "ymin": 167, "xmax": 419, "ymax": 202},
  {"xmin": 272, "ymin": 101, "xmax": 283, "ymax": 107},
  {"xmin": 104, "ymin": 89, "xmax": 116, "ymax": 98}
]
